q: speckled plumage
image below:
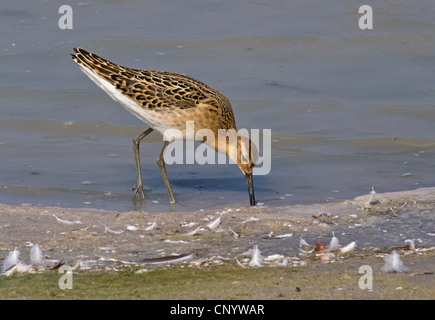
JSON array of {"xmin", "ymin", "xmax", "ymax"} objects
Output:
[
  {"xmin": 71, "ymin": 48, "xmax": 236, "ymax": 136},
  {"xmin": 71, "ymin": 48, "xmax": 256, "ymax": 206}
]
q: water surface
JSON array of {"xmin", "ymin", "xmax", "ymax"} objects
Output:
[{"xmin": 1, "ymin": 0, "xmax": 435, "ymax": 212}]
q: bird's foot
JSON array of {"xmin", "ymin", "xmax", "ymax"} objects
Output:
[{"xmin": 132, "ymin": 183, "xmax": 145, "ymax": 199}]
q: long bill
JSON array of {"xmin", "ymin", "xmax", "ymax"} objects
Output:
[{"xmin": 244, "ymin": 172, "xmax": 256, "ymax": 206}]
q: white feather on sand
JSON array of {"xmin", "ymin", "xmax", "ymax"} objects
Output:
[
  {"xmin": 248, "ymin": 245, "xmax": 263, "ymax": 267},
  {"xmin": 180, "ymin": 221, "xmax": 198, "ymax": 227},
  {"xmin": 2, "ymin": 248, "xmax": 20, "ymax": 272},
  {"xmin": 281, "ymin": 257, "xmax": 289, "ymax": 267},
  {"xmin": 299, "ymin": 237, "xmax": 314, "ymax": 253},
  {"xmin": 328, "ymin": 232, "xmax": 340, "ymax": 252},
  {"xmin": 364, "ymin": 186, "xmax": 377, "ymax": 208},
  {"xmin": 241, "ymin": 217, "xmax": 259, "ymax": 224},
  {"xmin": 164, "ymin": 239, "xmax": 190, "ymax": 244},
  {"xmin": 2, "ymin": 263, "xmax": 33, "ymax": 276},
  {"xmin": 404, "ymin": 239, "xmax": 416, "ymax": 252},
  {"xmin": 273, "ymin": 233, "xmax": 293, "ymax": 239},
  {"xmin": 183, "ymin": 226, "xmax": 202, "ymax": 235},
  {"xmin": 339, "ymin": 241, "xmax": 356, "ymax": 253},
  {"xmin": 30, "ymin": 244, "xmax": 44, "ymax": 266},
  {"xmin": 382, "ymin": 250, "xmax": 408, "ymax": 273},
  {"xmin": 145, "ymin": 222, "xmax": 157, "ymax": 231},
  {"xmin": 104, "ymin": 225, "xmax": 124, "ymax": 234},
  {"xmin": 264, "ymin": 254, "xmax": 285, "ymax": 262},
  {"xmin": 2, "ymin": 248, "xmax": 36, "ymax": 276},
  {"xmin": 235, "ymin": 258, "xmax": 248, "ymax": 268},
  {"xmin": 299, "ymin": 237, "xmax": 312, "ymax": 248},
  {"xmin": 53, "ymin": 215, "xmax": 83, "ymax": 225},
  {"xmin": 207, "ymin": 216, "xmax": 221, "ymax": 230}
]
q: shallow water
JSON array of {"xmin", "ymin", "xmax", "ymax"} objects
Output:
[{"xmin": 1, "ymin": 0, "xmax": 435, "ymax": 212}]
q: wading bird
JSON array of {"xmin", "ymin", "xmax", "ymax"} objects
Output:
[{"xmin": 72, "ymin": 48, "xmax": 257, "ymax": 205}]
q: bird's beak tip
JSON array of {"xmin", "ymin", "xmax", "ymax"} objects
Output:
[{"xmin": 244, "ymin": 172, "xmax": 256, "ymax": 206}]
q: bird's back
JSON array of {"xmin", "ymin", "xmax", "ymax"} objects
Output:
[{"xmin": 72, "ymin": 48, "xmax": 236, "ymax": 135}]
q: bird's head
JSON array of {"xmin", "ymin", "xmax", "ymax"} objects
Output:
[{"xmin": 217, "ymin": 130, "xmax": 258, "ymax": 206}]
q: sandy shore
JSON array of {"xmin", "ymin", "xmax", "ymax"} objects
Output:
[{"xmin": 0, "ymin": 187, "xmax": 434, "ymax": 299}]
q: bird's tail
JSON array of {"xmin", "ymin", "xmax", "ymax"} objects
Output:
[{"xmin": 71, "ymin": 47, "xmax": 132, "ymax": 82}]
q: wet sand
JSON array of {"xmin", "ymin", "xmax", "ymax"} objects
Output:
[{"xmin": 0, "ymin": 187, "xmax": 434, "ymax": 299}]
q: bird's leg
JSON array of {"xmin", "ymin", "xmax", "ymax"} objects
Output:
[
  {"xmin": 157, "ymin": 141, "xmax": 176, "ymax": 204},
  {"xmin": 132, "ymin": 127, "xmax": 153, "ymax": 199}
]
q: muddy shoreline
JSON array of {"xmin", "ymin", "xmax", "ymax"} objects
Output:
[{"xmin": 0, "ymin": 187, "xmax": 434, "ymax": 299}]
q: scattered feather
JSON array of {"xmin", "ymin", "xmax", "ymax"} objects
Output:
[
  {"xmin": 104, "ymin": 225, "xmax": 124, "ymax": 234},
  {"xmin": 97, "ymin": 256, "xmax": 139, "ymax": 265},
  {"xmin": 183, "ymin": 226, "xmax": 202, "ymax": 235},
  {"xmin": 180, "ymin": 222, "xmax": 198, "ymax": 227},
  {"xmin": 328, "ymin": 232, "xmax": 340, "ymax": 252},
  {"xmin": 190, "ymin": 257, "xmax": 211, "ymax": 267},
  {"xmin": 164, "ymin": 239, "xmax": 189, "ymax": 244},
  {"xmin": 2, "ymin": 263, "xmax": 33, "ymax": 276},
  {"xmin": 317, "ymin": 253, "xmax": 335, "ymax": 261},
  {"xmin": 47, "ymin": 261, "xmax": 65, "ymax": 270},
  {"xmin": 207, "ymin": 216, "xmax": 221, "ymax": 230},
  {"xmin": 265, "ymin": 233, "xmax": 293, "ymax": 239},
  {"xmin": 2, "ymin": 248, "xmax": 36, "ymax": 276},
  {"xmin": 30, "ymin": 244, "xmax": 44, "ymax": 266},
  {"xmin": 2, "ymin": 265, "xmax": 18, "ymax": 276},
  {"xmin": 53, "ymin": 215, "xmax": 83, "ymax": 225},
  {"xmin": 382, "ymin": 250, "xmax": 408, "ymax": 273},
  {"xmin": 126, "ymin": 225, "xmax": 138, "ymax": 231},
  {"xmin": 15, "ymin": 263, "xmax": 33, "ymax": 273},
  {"xmin": 190, "ymin": 256, "xmax": 222, "ymax": 267},
  {"xmin": 364, "ymin": 186, "xmax": 377, "ymax": 208},
  {"xmin": 339, "ymin": 241, "xmax": 356, "ymax": 253},
  {"xmin": 241, "ymin": 217, "xmax": 259, "ymax": 224},
  {"xmin": 241, "ymin": 248, "xmax": 253, "ymax": 256},
  {"xmin": 99, "ymin": 246, "xmax": 115, "ymax": 251},
  {"xmin": 2, "ymin": 248, "xmax": 20, "ymax": 271},
  {"xmin": 135, "ymin": 268, "xmax": 149, "ymax": 274},
  {"xmin": 264, "ymin": 254, "xmax": 285, "ymax": 261},
  {"xmin": 276, "ymin": 233, "xmax": 293, "ymax": 238},
  {"xmin": 217, "ymin": 209, "xmax": 230, "ymax": 215},
  {"xmin": 404, "ymin": 239, "xmax": 416, "ymax": 252},
  {"xmin": 145, "ymin": 222, "xmax": 157, "ymax": 231},
  {"xmin": 228, "ymin": 227, "xmax": 240, "ymax": 238},
  {"xmin": 248, "ymin": 245, "xmax": 263, "ymax": 267},
  {"xmin": 72, "ymin": 260, "xmax": 87, "ymax": 271},
  {"xmin": 299, "ymin": 237, "xmax": 312, "ymax": 248},
  {"xmin": 299, "ymin": 237, "xmax": 314, "ymax": 253},
  {"xmin": 202, "ymin": 215, "xmax": 214, "ymax": 221},
  {"xmin": 235, "ymin": 258, "xmax": 248, "ymax": 269},
  {"xmin": 140, "ymin": 253, "xmax": 195, "ymax": 265}
]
